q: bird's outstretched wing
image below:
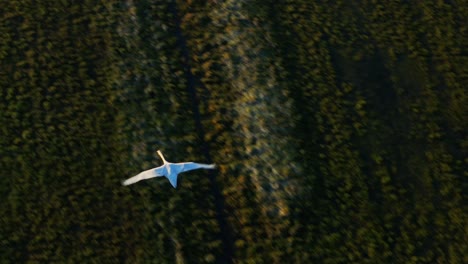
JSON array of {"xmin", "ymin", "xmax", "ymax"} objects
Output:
[
  {"xmin": 178, "ymin": 162, "xmax": 216, "ymax": 173},
  {"xmin": 122, "ymin": 168, "xmax": 158, "ymax": 186},
  {"xmin": 165, "ymin": 162, "xmax": 215, "ymax": 188}
]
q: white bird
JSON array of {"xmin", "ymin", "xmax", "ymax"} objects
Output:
[{"xmin": 122, "ymin": 150, "xmax": 215, "ymax": 188}]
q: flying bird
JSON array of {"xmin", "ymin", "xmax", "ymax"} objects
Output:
[{"xmin": 122, "ymin": 150, "xmax": 215, "ymax": 188}]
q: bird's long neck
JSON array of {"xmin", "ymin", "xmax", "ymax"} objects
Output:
[{"xmin": 157, "ymin": 150, "xmax": 168, "ymax": 164}]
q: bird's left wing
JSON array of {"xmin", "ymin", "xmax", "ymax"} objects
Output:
[{"xmin": 122, "ymin": 168, "xmax": 157, "ymax": 186}]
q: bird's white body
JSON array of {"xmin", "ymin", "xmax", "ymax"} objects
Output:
[{"xmin": 122, "ymin": 150, "xmax": 215, "ymax": 188}]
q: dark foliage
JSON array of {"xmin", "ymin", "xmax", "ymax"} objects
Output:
[{"xmin": 1, "ymin": 0, "xmax": 466, "ymax": 263}]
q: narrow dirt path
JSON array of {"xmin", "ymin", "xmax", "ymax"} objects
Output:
[{"xmin": 168, "ymin": 2, "xmax": 234, "ymax": 263}]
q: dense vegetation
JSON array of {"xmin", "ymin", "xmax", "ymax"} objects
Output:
[{"xmin": 1, "ymin": 0, "xmax": 466, "ymax": 263}]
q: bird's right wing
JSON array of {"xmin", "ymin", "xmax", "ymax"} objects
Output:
[
  {"xmin": 122, "ymin": 168, "xmax": 157, "ymax": 186},
  {"xmin": 179, "ymin": 162, "xmax": 216, "ymax": 173}
]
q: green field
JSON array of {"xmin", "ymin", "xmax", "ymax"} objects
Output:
[{"xmin": 1, "ymin": 1, "xmax": 466, "ymax": 263}]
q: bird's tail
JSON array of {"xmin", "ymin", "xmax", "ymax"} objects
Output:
[{"xmin": 167, "ymin": 174, "xmax": 178, "ymax": 188}]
